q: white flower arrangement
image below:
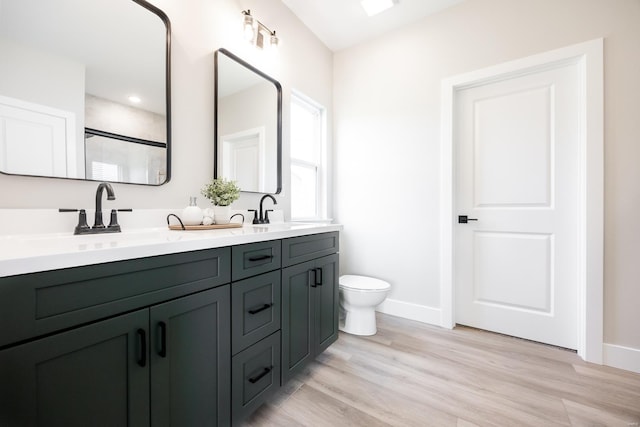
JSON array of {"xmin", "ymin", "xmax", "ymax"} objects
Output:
[{"xmin": 201, "ymin": 178, "xmax": 241, "ymax": 206}]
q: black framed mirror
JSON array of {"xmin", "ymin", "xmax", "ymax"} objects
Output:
[
  {"xmin": 0, "ymin": 0, "xmax": 171, "ymax": 185},
  {"xmin": 215, "ymin": 48, "xmax": 282, "ymax": 194}
]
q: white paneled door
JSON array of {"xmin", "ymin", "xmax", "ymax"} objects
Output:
[{"xmin": 454, "ymin": 61, "xmax": 580, "ymax": 349}]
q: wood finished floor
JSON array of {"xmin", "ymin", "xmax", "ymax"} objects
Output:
[{"xmin": 242, "ymin": 313, "xmax": 640, "ymax": 427}]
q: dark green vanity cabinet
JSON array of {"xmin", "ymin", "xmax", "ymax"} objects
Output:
[
  {"xmin": 281, "ymin": 232, "xmax": 339, "ymax": 384},
  {"xmin": 0, "ymin": 230, "xmax": 339, "ymax": 426},
  {"xmin": 0, "ymin": 286, "xmax": 231, "ymax": 427},
  {"xmin": 0, "ymin": 248, "xmax": 231, "ymax": 427}
]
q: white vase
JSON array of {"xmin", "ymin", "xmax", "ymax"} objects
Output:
[
  {"xmin": 213, "ymin": 205, "xmax": 231, "ymax": 224},
  {"xmin": 181, "ymin": 197, "xmax": 203, "ymax": 226}
]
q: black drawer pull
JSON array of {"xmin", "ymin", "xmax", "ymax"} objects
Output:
[
  {"xmin": 248, "ymin": 303, "xmax": 273, "ymax": 315},
  {"xmin": 136, "ymin": 329, "xmax": 147, "ymax": 367},
  {"xmin": 158, "ymin": 321, "xmax": 167, "ymax": 358},
  {"xmin": 314, "ymin": 268, "xmax": 323, "ymax": 286},
  {"xmin": 248, "ymin": 366, "xmax": 273, "ymax": 384},
  {"xmin": 248, "ymin": 254, "xmax": 274, "ymax": 262}
]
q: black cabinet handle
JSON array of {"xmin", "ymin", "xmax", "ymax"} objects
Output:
[
  {"xmin": 314, "ymin": 268, "xmax": 323, "ymax": 286},
  {"xmin": 308, "ymin": 269, "xmax": 316, "ymax": 287},
  {"xmin": 248, "ymin": 366, "xmax": 273, "ymax": 384},
  {"xmin": 136, "ymin": 329, "xmax": 147, "ymax": 367},
  {"xmin": 248, "ymin": 303, "xmax": 273, "ymax": 315},
  {"xmin": 158, "ymin": 321, "xmax": 167, "ymax": 358},
  {"xmin": 248, "ymin": 254, "xmax": 274, "ymax": 262}
]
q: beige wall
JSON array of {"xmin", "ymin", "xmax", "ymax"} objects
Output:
[
  {"xmin": 0, "ymin": 0, "xmax": 333, "ymax": 220},
  {"xmin": 334, "ymin": 0, "xmax": 640, "ymax": 352}
]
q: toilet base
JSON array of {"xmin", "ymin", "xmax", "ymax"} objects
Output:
[{"xmin": 339, "ymin": 306, "xmax": 377, "ymax": 336}]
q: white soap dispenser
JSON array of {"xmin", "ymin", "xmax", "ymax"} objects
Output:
[{"xmin": 182, "ymin": 196, "xmax": 203, "ymax": 226}]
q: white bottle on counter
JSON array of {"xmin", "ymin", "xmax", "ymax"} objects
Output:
[{"xmin": 181, "ymin": 196, "xmax": 203, "ymax": 226}]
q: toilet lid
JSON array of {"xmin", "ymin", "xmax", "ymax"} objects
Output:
[{"xmin": 339, "ymin": 275, "xmax": 391, "ymax": 291}]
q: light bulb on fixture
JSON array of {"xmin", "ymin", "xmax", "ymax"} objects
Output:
[
  {"xmin": 242, "ymin": 10, "xmax": 255, "ymax": 41},
  {"xmin": 270, "ymin": 31, "xmax": 279, "ymax": 50}
]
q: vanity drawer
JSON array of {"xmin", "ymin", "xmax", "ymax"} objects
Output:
[
  {"xmin": 282, "ymin": 231, "xmax": 339, "ymax": 267},
  {"xmin": 231, "ymin": 270, "xmax": 281, "ymax": 354},
  {"xmin": 232, "ymin": 240, "xmax": 281, "ymax": 281},
  {"xmin": 0, "ymin": 247, "xmax": 231, "ymax": 348},
  {"xmin": 231, "ymin": 331, "xmax": 280, "ymax": 424}
]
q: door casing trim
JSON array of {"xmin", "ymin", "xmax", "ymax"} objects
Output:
[{"xmin": 439, "ymin": 38, "xmax": 604, "ymax": 363}]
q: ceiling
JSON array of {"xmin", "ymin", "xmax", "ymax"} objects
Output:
[{"xmin": 281, "ymin": 0, "xmax": 465, "ymax": 52}]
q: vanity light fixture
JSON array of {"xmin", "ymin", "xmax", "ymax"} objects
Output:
[
  {"xmin": 361, "ymin": 0, "xmax": 395, "ymax": 16},
  {"xmin": 241, "ymin": 10, "xmax": 279, "ymax": 50}
]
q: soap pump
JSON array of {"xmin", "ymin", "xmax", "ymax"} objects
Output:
[{"xmin": 182, "ymin": 196, "xmax": 203, "ymax": 226}]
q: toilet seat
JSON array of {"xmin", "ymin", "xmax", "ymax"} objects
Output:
[{"xmin": 339, "ymin": 274, "xmax": 390, "ymax": 292}]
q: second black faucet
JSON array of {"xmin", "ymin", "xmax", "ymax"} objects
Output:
[{"xmin": 252, "ymin": 194, "xmax": 277, "ymax": 224}]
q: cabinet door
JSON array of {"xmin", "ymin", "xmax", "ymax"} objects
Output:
[
  {"xmin": 314, "ymin": 253, "xmax": 339, "ymax": 356},
  {"xmin": 0, "ymin": 310, "xmax": 149, "ymax": 427},
  {"xmin": 281, "ymin": 260, "xmax": 314, "ymax": 384},
  {"xmin": 150, "ymin": 286, "xmax": 231, "ymax": 427}
]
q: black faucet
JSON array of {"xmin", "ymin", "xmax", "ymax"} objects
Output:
[
  {"xmin": 59, "ymin": 182, "xmax": 131, "ymax": 234},
  {"xmin": 257, "ymin": 194, "xmax": 277, "ymax": 224},
  {"xmin": 93, "ymin": 182, "xmax": 116, "ymax": 229}
]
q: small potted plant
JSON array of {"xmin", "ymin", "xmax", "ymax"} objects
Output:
[{"xmin": 201, "ymin": 178, "xmax": 241, "ymax": 224}]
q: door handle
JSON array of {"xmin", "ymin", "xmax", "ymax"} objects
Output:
[
  {"xmin": 458, "ymin": 215, "xmax": 478, "ymax": 224},
  {"xmin": 136, "ymin": 329, "xmax": 147, "ymax": 367},
  {"xmin": 158, "ymin": 321, "xmax": 167, "ymax": 358},
  {"xmin": 309, "ymin": 269, "xmax": 317, "ymax": 287},
  {"xmin": 314, "ymin": 268, "xmax": 323, "ymax": 286}
]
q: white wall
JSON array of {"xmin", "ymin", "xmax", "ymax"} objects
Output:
[
  {"xmin": 0, "ymin": 0, "xmax": 333, "ymax": 220},
  {"xmin": 334, "ymin": 0, "xmax": 640, "ymax": 363}
]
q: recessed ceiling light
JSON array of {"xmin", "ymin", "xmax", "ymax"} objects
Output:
[
  {"xmin": 128, "ymin": 95, "xmax": 141, "ymax": 104},
  {"xmin": 361, "ymin": 0, "xmax": 395, "ymax": 17}
]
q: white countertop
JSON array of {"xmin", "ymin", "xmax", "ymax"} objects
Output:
[{"xmin": 0, "ymin": 223, "xmax": 342, "ymax": 278}]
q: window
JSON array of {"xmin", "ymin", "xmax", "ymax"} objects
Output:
[
  {"xmin": 290, "ymin": 92, "xmax": 326, "ymax": 220},
  {"xmin": 90, "ymin": 161, "xmax": 120, "ymax": 182}
]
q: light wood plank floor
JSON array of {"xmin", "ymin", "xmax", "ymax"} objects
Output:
[{"xmin": 242, "ymin": 313, "xmax": 640, "ymax": 426}]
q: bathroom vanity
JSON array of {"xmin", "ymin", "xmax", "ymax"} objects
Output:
[{"xmin": 0, "ymin": 224, "xmax": 340, "ymax": 426}]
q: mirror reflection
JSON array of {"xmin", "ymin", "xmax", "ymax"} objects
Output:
[
  {"xmin": 0, "ymin": 0, "xmax": 171, "ymax": 185},
  {"xmin": 215, "ymin": 49, "xmax": 281, "ymax": 194}
]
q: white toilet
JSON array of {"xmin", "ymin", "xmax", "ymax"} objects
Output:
[{"xmin": 339, "ymin": 275, "xmax": 391, "ymax": 336}]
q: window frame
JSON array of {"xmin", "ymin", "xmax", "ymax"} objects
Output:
[{"xmin": 289, "ymin": 91, "xmax": 327, "ymax": 221}]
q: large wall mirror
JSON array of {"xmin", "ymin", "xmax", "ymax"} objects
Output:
[
  {"xmin": 215, "ymin": 49, "xmax": 281, "ymax": 194},
  {"xmin": 0, "ymin": 0, "xmax": 171, "ymax": 185}
]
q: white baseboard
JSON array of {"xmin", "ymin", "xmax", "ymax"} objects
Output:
[
  {"xmin": 603, "ymin": 343, "xmax": 640, "ymax": 374},
  {"xmin": 376, "ymin": 298, "xmax": 441, "ymax": 326}
]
